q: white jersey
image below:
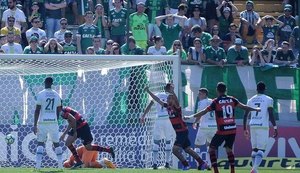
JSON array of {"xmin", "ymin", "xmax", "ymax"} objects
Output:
[
  {"xmin": 36, "ymin": 88, "xmax": 62, "ymax": 124},
  {"xmin": 155, "ymin": 92, "xmax": 169, "ymax": 119},
  {"xmin": 196, "ymin": 98, "xmax": 216, "ymax": 128},
  {"xmin": 147, "ymin": 46, "xmax": 167, "ymax": 55},
  {"xmin": 1, "ymin": 43, "xmax": 23, "ymax": 54},
  {"xmin": 247, "ymin": 94, "xmax": 273, "ymax": 128},
  {"xmin": 26, "ymin": 28, "xmax": 46, "ymax": 41},
  {"xmin": 1, "ymin": 8, "xmax": 26, "ymax": 29}
]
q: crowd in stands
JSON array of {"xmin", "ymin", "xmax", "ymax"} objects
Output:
[{"xmin": 0, "ymin": 0, "xmax": 299, "ymax": 67}]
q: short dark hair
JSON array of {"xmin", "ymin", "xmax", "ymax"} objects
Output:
[
  {"xmin": 282, "ymin": 41, "xmax": 290, "ymax": 47},
  {"xmin": 178, "ymin": 3, "xmax": 187, "ymax": 10},
  {"xmin": 257, "ymin": 81, "xmax": 266, "ymax": 92},
  {"xmin": 165, "ymin": 83, "xmax": 173, "ymax": 91},
  {"xmin": 44, "ymin": 77, "xmax": 53, "ymax": 85},
  {"xmin": 191, "ymin": 25, "xmax": 202, "ymax": 33},
  {"xmin": 217, "ymin": 82, "xmax": 227, "ymax": 93},
  {"xmin": 199, "ymin": 88, "xmax": 208, "ymax": 95}
]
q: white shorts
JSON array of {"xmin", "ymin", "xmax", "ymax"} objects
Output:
[
  {"xmin": 37, "ymin": 123, "xmax": 59, "ymax": 143},
  {"xmin": 250, "ymin": 127, "xmax": 269, "ymax": 150},
  {"xmin": 153, "ymin": 118, "xmax": 174, "ymax": 141},
  {"xmin": 195, "ymin": 128, "xmax": 216, "ymax": 146}
]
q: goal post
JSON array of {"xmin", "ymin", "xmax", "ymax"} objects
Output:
[{"xmin": 0, "ymin": 54, "xmax": 180, "ymax": 168}]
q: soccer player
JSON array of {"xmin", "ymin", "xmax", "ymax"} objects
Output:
[
  {"xmin": 243, "ymin": 81, "xmax": 278, "ymax": 173},
  {"xmin": 140, "ymin": 83, "xmax": 175, "ymax": 169},
  {"xmin": 193, "ymin": 88, "xmax": 216, "ymax": 168},
  {"xmin": 185, "ymin": 82, "xmax": 260, "ymax": 173},
  {"xmin": 59, "ymin": 106, "xmax": 115, "ymax": 169},
  {"xmin": 145, "ymin": 87, "xmax": 209, "ymax": 170},
  {"xmin": 63, "ymin": 145, "xmax": 116, "ymax": 169},
  {"xmin": 34, "ymin": 77, "xmax": 63, "ymax": 169}
]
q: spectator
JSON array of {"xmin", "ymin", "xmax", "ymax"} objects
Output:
[
  {"xmin": 145, "ymin": 0, "xmax": 168, "ymax": 38},
  {"xmin": 0, "ymin": 16, "xmax": 21, "ymax": 43},
  {"xmin": 92, "ymin": 35, "xmax": 105, "ymax": 55},
  {"xmin": 240, "ymin": 0, "xmax": 261, "ymax": 44},
  {"xmin": 174, "ymin": 3, "xmax": 188, "ymax": 24},
  {"xmin": 109, "ymin": 0, "xmax": 127, "ymax": 46},
  {"xmin": 204, "ymin": 0, "xmax": 219, "ymax": 33},
  {"xmin": 129, "ymin": 2, "xmax": 149, "ymax": 50},
  {"xmin": 45, "ymin": 0, "xmax": 66, "ymax": 38},
  {"xmin": 211, "ymin": 25, "xmax": 220, "ymax": 37},
  {"xmin": 0, "ymin": 31, "xmax": 23, "ymax": 54},
  {"xmin": 186, "ymin": 0, "xmax": 206, "ymax": 18},
  {"xmin": 256, "ymin": 15, "xmax": 284, "ymax": 45},
  {"xmin": 28, "ymin": 2, "xmax": 43, "ymax": 29},
  {"xmin": 0, "ymin": 34, "xmax": 7, "ymax": 47},
  {"xmin": 167, "ymin": 40, "xmax": 187, "ymax": 61},
  {"xmin": 168, "ymin": 0, "xmax": 182, "ymax": 14},
  {"xmin": 186, "ymin": 6, "xmax": 207, "ymax": 32},
  {"xmin": 54, "ymin": 18, "xmax": 71, "ymax": 43},
  {"xmin": 227, "ymin": 38, "xmax": 249, "ymax": 66},
  {"xmin": 43, "ymin": 38, "xmax": 63, "ymax": 54},
  {"xmin": 278, "ymin": 4, "xmax": 296, "ymax": 45},
  {"xmin": 216, "ymin": 5, "xmax": 236, "ymax": 39},
  {"xmin": 222, "ymin": 23, "xmax": 241, "ymax": 51},
  {"xmin": 0, "ymin": 1, "xmax": 9, "ymax": 24},
  {"xmin": 77, "ymin": 11, "xmax": 100, "ymax": 54},
  {"xmin": 156, "ymin": 14, "xmax": 185, "ymax": 50},
  {"xmin": 274, "ymin": 41, "xmax": 298, "ymax": 66},
  {"xmin": 23, "ymin": 36, "xmax": 43, "ymax": 54},
  {"xmin": 86, "ymin": 46, "xmax": 96, "ymax": 55},
  {"xmin": 1, "ymin": 0, "xmax": 27, "ymax": 34},
  {"xmin": 205, "ymin": 35, "xmax": 227, "ymax": 67},
  {"xmin": 289, "ymin": 26, "xmax": 299, "ymax": 57},
  {"xmin": 260, "ymin": 39, "xmax": 276, "ymax": 65},
  {"xmin": 121, "ymin": 36, "xmax": 144, "ymax": 55},
  {"xmin": 187, "ymin": 38, "xmax": 205, "ymax": 65},
  {"xmin": 26, "ymin": 16, "xmax": 46, "ymax": 43},
  {"xmin": 104, "ymin": 39, "xmax": 114, "ymax": 55},
  {"xmin": 249, "ymin": 45, "xmax": 263, "ymax": 66},
  {"xmin": 0, "ymin": 49, "xmax": 4, "ymax": 53},
  {"xmin": 38, "ymin": 39, "xmax": 47, "ymax": 50},
  {"xmin": 186, "ymin": 25, "xmax": 212, "ymax": 50},
  {"xmin": 60, "ymin": 31, "xmax": 77, "ymax": 54},
  {"xmin": 64, "ymin": 0, "xmax": 79, "ymax": 24},
  {"xmin": 111, "ymin": 45, "xmax": 121, "ymax": 55},
  {"xmin": 93, "ymin": 4, "xmax": 108, "ymax": 49},
  {"xmin": 147, "ymin": 36, "xmax": 166, "ymax": 55}
]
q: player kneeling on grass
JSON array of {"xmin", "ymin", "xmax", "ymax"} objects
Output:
[
  {"xmin": 60, "ymin": 106, "xmax": 115, "ymax": 169},
  {"xmin": 145, "ymin": 87, "xmax": 209, "ymax": 170},
  {"xmin": 64, "ymin": 145, "xmax": 116, "ymax": 169}
]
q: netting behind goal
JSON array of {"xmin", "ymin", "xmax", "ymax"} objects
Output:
[{"xmin": 0, "ymin": 54, "xmax": 179, "ymax": 168}]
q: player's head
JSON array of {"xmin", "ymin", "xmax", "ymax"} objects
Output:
[
  {"xmin": 256, "ymin": 81, "xmax": 266, "ymax": 93},
  {"xmin": 44, "ymin": 77, "xmax": 53, "ymax": 88},
  {"xmin": 198, "ymin": 88, "xmax": 208, "ymax": 100},
  {"xmin": 164, "ymin": 83, "xmax": 174, "ymax": 93},
  {"xmin": 216, "ymin": 82, "xmax": 227, "ymax": 95}
]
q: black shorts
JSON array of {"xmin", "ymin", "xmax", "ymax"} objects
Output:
[
  {"xmin": 174, "ymin": 131, "xmax": 191, "ymax": 149},
  {"xmin": 210, "ymin": 134, "xmax": 236, "ymax": 149},
  {"xmin": 68, "ymin": 124, "xmax": 93, "ymax": 145}
]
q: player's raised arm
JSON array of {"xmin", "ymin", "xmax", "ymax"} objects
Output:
[
  {"xmin": 184, "ymin": 108, "xmax": 210, "ymax": 119},
  {"xmin": 268, "ymin": 107, "xmax": 278, "ymax": 137},
  {"xmin": 145, "ymin": 87, "xmax": 166, "ymax": 107},
  {"xmin": 140, "ymin": 101, "xmax": 154, "ymax": 124}
]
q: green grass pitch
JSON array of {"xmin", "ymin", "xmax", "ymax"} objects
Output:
[{"xmin": 0, "ymin": 168, "xmax": 298, "ymax": 173}]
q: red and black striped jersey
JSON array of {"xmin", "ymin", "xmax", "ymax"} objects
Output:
[
  {"xmin": 61, "ymin": 107, "xmax": 87, "ymax": 129},
  {"xmin": 167, "ymin": 105, "xmax": 188, "ymax": 133},
  {"xmin": 206, "ymin": 95, "xmax": 239, "ymax": 135}
]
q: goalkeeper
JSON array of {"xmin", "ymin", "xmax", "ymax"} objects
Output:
[
  {"xmin": 63, "ymin": 145, "xmax": 116, "ymax": 169},
  {"xmin": 59, "ymin": 106, "xmax": 115, "ymax": 169}
]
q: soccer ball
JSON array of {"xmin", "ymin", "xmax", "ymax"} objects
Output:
[{"xmin": 5, "ymin": 134, "xmax": 15, "ymax": 145}]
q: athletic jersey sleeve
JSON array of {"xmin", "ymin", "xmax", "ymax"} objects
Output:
[
  {"xmin": 36, "ymin": 92, "xmax": 42, "ymax": 105},
  {"xmin": 207, "ymin": 99, "xmax": 216, "ymax": 111}
]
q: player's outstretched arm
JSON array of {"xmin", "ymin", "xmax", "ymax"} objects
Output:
[
  {"xmin": 140, "ymin": 101, "xmax": 154, "ymax": 124},
  {"xmin": 145, "ymin": 87, "xmax": 166, "ymax": 107},
  {"xmin": 268, "ymin": 107, "xmax": 278, "ymax": 137},
  {"xmin": 237, "ymin": 102, "xmax": 261, "ymax": 112},
  {"xmin": 184, "ymin": 108, "xmax": 209, "ymax": 119}
]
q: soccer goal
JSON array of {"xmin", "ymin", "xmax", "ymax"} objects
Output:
[{"xmin": 0, "ymin": 54, "xmax": 180, "ymax": 168}]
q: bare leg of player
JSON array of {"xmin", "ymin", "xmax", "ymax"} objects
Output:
[
  {"xmin": 225, "ymin": 147, "xmax": 235, "ymax": 173},
  {"xmin": 184, "ymin": 147, "xmax": 209, "ymax": 170},
  {"xmin": 209, "ymin": 146, "xmax": 219, "ymax": 173},
  {"xmin": 65, "ymin": 135, "xmax": 83, "ymax": 168},
  {"xmin": 172, "ymin": 145, "xmax": 190, "ymax": 170},
  {"xmin": 85, "ymin": 143, "xmax": 115, "ymax": 159}
]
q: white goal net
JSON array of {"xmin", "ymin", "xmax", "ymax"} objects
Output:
[{"xmin": 0, "ymin": 54, "xmax": 180, "ymax": 168}]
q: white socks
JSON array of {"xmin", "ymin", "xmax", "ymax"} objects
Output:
[{"xmin": 36, "ymin": 146, "xmax": 44, "ymax": 169}]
